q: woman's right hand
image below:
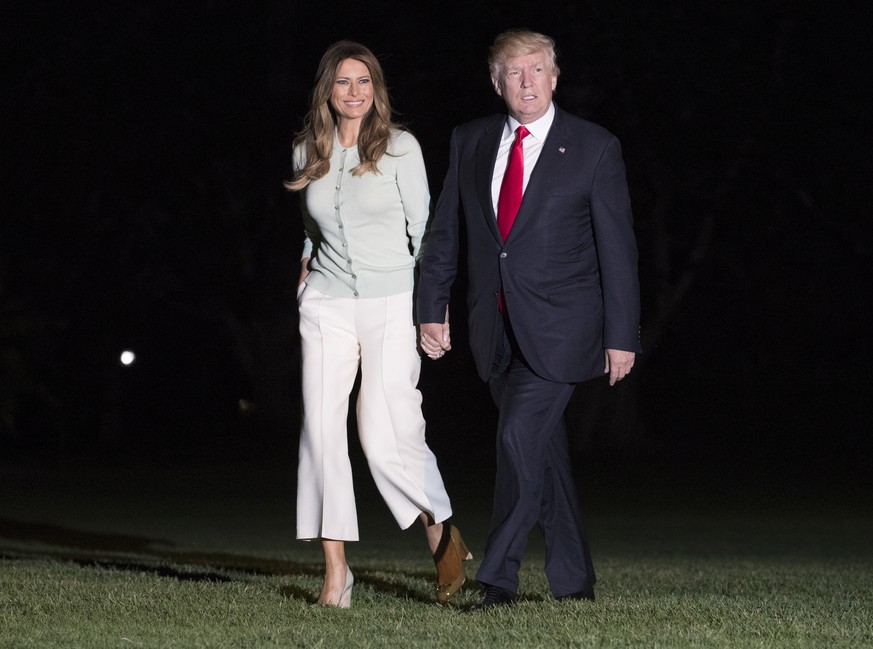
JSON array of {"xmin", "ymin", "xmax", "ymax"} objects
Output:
[{"xmin": 298, "ymin": 257, "xmax": 311, "ymax": 286}]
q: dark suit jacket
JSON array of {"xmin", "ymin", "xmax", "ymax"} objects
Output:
[{"xmin": 417, "ymin": 105, "xmax": 641, "ymax": 384}]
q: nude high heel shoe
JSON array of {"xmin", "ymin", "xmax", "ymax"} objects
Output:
[
  {"xmin": 433, "ymin": 524, "xmax": 472, "ymax": 604},
  {"xmin": 317, "ymin": 566, "xmax": 354, "ymax": 609},
  {"xmin": 338, "ymin": 566, "xmax": 354, "ymax": 609}
]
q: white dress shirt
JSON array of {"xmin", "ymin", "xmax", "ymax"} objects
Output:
[{"xmin": 490, "ymin": 102, "xmax": 556, "ymax": 215}]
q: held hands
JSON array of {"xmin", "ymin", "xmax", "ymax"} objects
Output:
[
  {"xmin": 419, "ymin": 307, "xmax": 451, "ymax": 360},
  {"xmin": 604, "ymin": 349, "xmax": 635, "ymax": 386}
]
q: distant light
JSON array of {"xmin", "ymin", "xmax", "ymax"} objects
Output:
[{"xmin": 120, "ymin": 350, "xmax": 136, "ymax": 366}]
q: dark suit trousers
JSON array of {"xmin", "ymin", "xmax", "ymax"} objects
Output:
[{"xmin": 475, "ymin": 314, "xmax": 596, "ymax": 597}]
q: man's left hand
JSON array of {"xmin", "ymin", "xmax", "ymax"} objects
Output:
[{"xmin": 604, "ymin": 349, "xmax": 635, "ymax": 386}]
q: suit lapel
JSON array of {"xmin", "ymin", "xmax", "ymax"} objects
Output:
[{"xmin": 475, "ymin": 117, "xmax": 504, "ymax": 242}]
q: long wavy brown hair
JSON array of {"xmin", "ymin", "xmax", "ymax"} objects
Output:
[{"xmin": 285, "ymin": 41, "xmax": 400, "ymax": 192}]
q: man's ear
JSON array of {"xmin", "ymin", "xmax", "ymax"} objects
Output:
[{"xmin": 491, "ymin": 77, "xmax": 502, "ymax": 96}]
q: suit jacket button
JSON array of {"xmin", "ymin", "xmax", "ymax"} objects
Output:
[{"xmin": 500, "ymin": 252, "xmax": 507, "ymax": 259}]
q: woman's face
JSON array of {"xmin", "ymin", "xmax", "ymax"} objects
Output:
[{"xmin": 330, "ymin": 58, "xmax": 374, "ymax": 123}]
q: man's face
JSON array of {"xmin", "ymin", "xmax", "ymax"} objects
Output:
[{"xmin": 492, "ymin": 51, "xmax": 557, "ymax": 124}]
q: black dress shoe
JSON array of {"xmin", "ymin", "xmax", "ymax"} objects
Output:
[
  {"xmin": 469, "ymin": 585, "xmax": 517, "ymax": 611},
  {"xmin": 556, "ymin": 588, "xmax": 595, "ymax": 602}
]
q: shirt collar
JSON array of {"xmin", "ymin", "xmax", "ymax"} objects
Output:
[{"xmin": 504, "ymin": 102, "xmax": 555, "ymax": 142}]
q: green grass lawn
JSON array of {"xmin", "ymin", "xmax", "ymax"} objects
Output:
[{"xmin": 1, "ymin": 454, "xmax": 871, "ymax": 648}]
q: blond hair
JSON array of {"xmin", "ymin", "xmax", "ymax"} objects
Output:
[
  {"xmin": 285, "ymin": 41, "xmax": 400, "ymax": 192},
  {"xmin": 488, "ymin": 30, "xmax": 560, "ymax": 81}
]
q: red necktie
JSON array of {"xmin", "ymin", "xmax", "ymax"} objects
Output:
[{"xmin": 497, "ymin": 125, "xmax": 530, "ymax": 240}]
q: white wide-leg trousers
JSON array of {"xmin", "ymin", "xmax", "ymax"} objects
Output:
[{"xmin": 296, "ymin": 285, "xmax": 452, "ymax": 541}]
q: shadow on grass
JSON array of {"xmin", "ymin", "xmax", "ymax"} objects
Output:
[
  {"xmin": 0, "ymin": 518, "xmax": 167, "ymax": 553},
  {"xmin": 0, "ymin": 516, "xmax": 467, "ymax": 604},
  {"xmin": 0, "ymin": 515, "xmax": 319, "ymax": 581}
]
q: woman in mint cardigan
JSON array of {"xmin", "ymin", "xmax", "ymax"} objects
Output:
[{"xmin": 286, "ymin": 40, "xmax": 469, "ymax": 608}]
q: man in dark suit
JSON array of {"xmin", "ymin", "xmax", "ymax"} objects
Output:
[{"xmin": 417, "ymin": 29, "xmax": 641, "ymax": 609}]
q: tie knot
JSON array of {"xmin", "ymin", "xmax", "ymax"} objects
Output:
[{"xmin": 515, "ymin": 125, "xmax": 530, "ymax": 141}]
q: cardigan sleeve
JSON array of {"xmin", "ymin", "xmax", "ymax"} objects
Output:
[
  {"xmin": 292, "ymin": 144, "xmax": 315, "ymax": 260},
  {"xmin": 392, "ymin": 131, "xmax": 431, "ymax": 261}
]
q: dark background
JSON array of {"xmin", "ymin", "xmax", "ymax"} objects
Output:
[{"xmin": 3, "ymin": 1, "xmax": 871, "ymax": 508}]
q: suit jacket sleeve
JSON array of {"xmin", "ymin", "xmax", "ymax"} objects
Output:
[
  {"xmin": 416, "ymin": 127, "xmax": 462, "ymax": 324},
  {"xmin": 590, "ymin": 136, "xmax": 641, "ymax": 352}
]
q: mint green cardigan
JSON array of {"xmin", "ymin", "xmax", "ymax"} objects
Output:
[{"xmin": 295, "ymin": 129, "xmax": 430, "ymax": 299}]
